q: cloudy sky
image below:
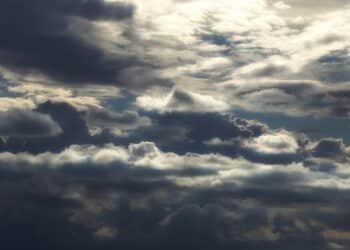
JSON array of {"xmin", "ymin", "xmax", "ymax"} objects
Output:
[{"xmin": 1, "ymin": 0, "xmax": 350, "ymax": 249}]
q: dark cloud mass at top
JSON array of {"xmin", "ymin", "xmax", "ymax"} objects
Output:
[
  {"xmin": 0, "ymin": 0, "xmax": 137, "ymax": 85},
  {"xmin": 0, "ymin": 0, "xmax": 350, "ymax": 250}
]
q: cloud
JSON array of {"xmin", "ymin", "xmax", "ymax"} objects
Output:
[
  {"xmin": 242, "ymin": 130, "xmax": 301, "ymax": 162},
  {"xmin": 94, "ymin": 226, "xmax": 119, "ymax": 240},
  {"xmin": 273, "ymin": 1, "xmax": 291, "ymax": 10},
  {"xmin": 1, "ymin": 0, "xmax": 350, "ymax": 117},
  {"xmin": 88, "ymin": 108, "xmax": 151, "ymax": 130},
  {"xmin": 219, "ymin": 79, "xmax": 350, "ymax": 117},
  {"xmin": 137, "ymin": 88, "xmax": 229, "ymax": 113},
  {"xmin": 161, "ymin": 204, "xmax": 247, "ymax": 242},
  {"xmin": 0, "ymin": 109, "xmax": 62, "ymax": 138},
  {"xmin": 311, "ymin": 138, "xmax": 349, "ymax": 159},
  {"xmin": 0, "ymin": 0, "xmax": 139, "ymax": 86},
  {"xmin": 211, "ymin": 136, "xmax": 304, "ymax": 165},
  {"xmin": 0, "ymin": 138, "xmax": 349, "ymax": 249},
  {"xmin": 0, "ymin": 101, "xmax": 92, "ymax": 153},
  {"xmin": 128, "ymin": 2, "xmax": 350, "ymax": 117},
  {"xmin": 1, "ymin": 1, "xmax": 350, "ymax": 249},
  {"xmin": 113, "ymin": 112, "xmax": 268, "ymax": 156},
  {"xmin": 7, "ymin": 82, "xmax": 104, "ymax": 111},
  {"xmin": 277, "ymin": 0, "xmax": 350, "ymax": 15}
]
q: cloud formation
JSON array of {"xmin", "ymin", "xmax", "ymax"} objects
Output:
[
  {"xmin": 0, "ymin": 109, "xmax": 62, "ymax": 138},
  {"xmin": 1, "ymin": 0, "xmax": 350, "ymax": 249},
  {"xmin": 0, "ymin": 0, "xmax": 136, "ymax": 85}
]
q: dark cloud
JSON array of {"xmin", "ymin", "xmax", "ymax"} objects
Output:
[
  {"xmin": 36, "ymin": 101, "xmax": 91, "ymax": 140},
  {"xmin": 0, "ymin": 163, "xmax": 339, "ymax": 250},
  {"xmin": 0, "ymin": 102, "xmax": 306, "ymax": 166},
  {"xmin": 115, "ymin": 112, "xmax": 267, "ymax": 155},
  {"xmin": 0, "ymin": 136, "xmax": 349, "ymax": 250},
  {"xmin": 0, "ymin": 109, "xmax": 62, "ymax": 138},
  {"xmin": 311, "ymin": 138, "xmax": 348, "ymax": 158},
  {"xmin": 2, "ymin": 101, "xmax": 90, "ymax": 153},
  {"xmin": 6, "ymin": 0, "xmax": 134, "ymax": 21},
  {"xmin": 161, "ymin": 204, "xmax": 242, "ymax": 244},
  {"xmin": 0, "ymin": 0, "xmax": 140, "ymax": 85},
  {"xmin": 0, "ymin": 101, "xmax": 148, "ymax": 153}
]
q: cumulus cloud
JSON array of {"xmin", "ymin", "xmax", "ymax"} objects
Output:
[
  {"xmin": 239, "ymin": 139, "xmax": 304, "ymax": 164},
  {"xmin": 243, "ymin": 130, "xmax": 300, "ymax": 155}
]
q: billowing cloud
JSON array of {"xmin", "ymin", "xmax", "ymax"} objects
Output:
[
  {"xmin": 0, "ymin": 136, "xmax": 350, "ymax": 249},
  {"xmin": 241, "ymin": 130, "xmax": 304, "ymax": 164}
]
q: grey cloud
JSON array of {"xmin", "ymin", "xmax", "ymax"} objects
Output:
[
  {"xmin": 0, "ymin": 109, "xmax": 62, "ymax": 138},
  {"xmin": 88, "ymin": 108, "xmax": 151, "ymax": 130},
  {"xmin": 302, "ymin": 49, "xmax": 350, "ymax": 84},
  {"xmin": 2, "ymin": 101, "xmax": 91, "ymax": 153},
  {"xmin": 311, "ymin": 138, "xmax": 349, "ymax": 159},
  {"xmin": 0, "ymin": 0, "xmax": 145, "ymax": 86},
  {"xmin": 0, "ymin": 137, "xmax": 348, "ymax": 249},
  {"xmin": 114, "ymin": 112, "xmax": 267, "ymax": 156}
]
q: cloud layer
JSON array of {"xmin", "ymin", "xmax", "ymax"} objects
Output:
[{"xmin": 0, "ymin": 1, "xmax": 350, "ymax": 249}]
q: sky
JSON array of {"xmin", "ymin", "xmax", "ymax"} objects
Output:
[{"xmin": 1, "ymin": 0, "xmax": 350, "ymax": 249}]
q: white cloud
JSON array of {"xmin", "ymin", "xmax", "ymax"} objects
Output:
[
  {"xmin": 274, "ymin": 1, "xmax": 291, "ymax": 10},
  {"xmin": 244, "ymin": 130, "xmax": 300, "ymax": 155},
  {"xmin": 127, "ymin": 1, "xmax": 350, "ymax": 116},
  {"xmin": 7, "ymin": 83, "xmax": 105, "ymax": 111},
  {"xmin": 136, "ymin": 87, "xmax": 229, "ymax": 112},
  {"xmin": 0, "ymin": 97, "xmax": 35, "ymax": 112}
]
